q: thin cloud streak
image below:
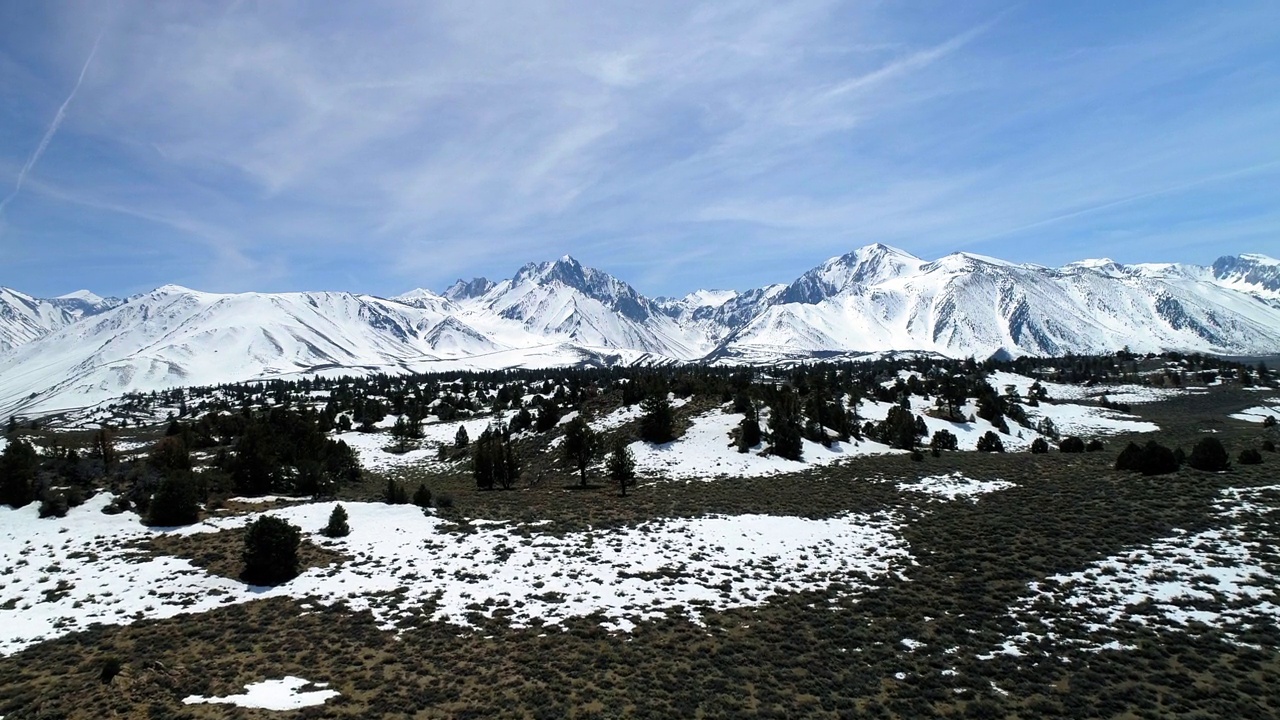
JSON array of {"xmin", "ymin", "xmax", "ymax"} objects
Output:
[{"xmin": 0, "ymin": 30, "xmax": 102, "ymax": 214}]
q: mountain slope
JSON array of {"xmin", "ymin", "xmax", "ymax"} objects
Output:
[
  {"xmin": 2, "ymin": 248, "xmax": 1278, "ymax": 417},
  {"xmin": 717, "ymin": 251, "xmax": 1280, "ymax": 360},
  {"xmin": 0, "ymin": 288, "xmax": 121, "ymax": 354}
]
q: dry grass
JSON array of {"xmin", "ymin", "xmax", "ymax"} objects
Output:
[{"xmin": 1, "ymin": 386, "xmax": 1278, "ymax": 718}]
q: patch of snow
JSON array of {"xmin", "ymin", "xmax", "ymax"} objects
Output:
[
  {"xmin": 0, "ymin": 495, "xmax": 910, "ymax": 655},
  {"xmin": 1230, "ymin": 399, "xmax": 1279, "ymax": 423},
  {"xmin": 183, "ymin": 676, "xmax": 339, "ymax": 710},
  {"xmin": 896, "ymin": 473, "xmax": 1015, "ymax": 502},
  {"xmin": 989, "ymin": 485, "xmax": 1280, "ymax": 654},
  {"xmin": 629, "ymin": 409, "xmax": 897, "ymax": 481}
]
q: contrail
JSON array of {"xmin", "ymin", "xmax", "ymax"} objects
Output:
[{"xmin": 0, "ymin": 32, "xmax": 103, "ymax": 214}]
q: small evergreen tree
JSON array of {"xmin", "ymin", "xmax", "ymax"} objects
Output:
[
  {"xmin": 1036, "ymin": 417, "xmax": 1059, "ymax": 440},
  {"xmin": 638, "ymin": 393, "xmax": 675, "ymax": 444},
  {"xmin": 1030, "ymin": 437, "xmax": 1049, "ymax": 454},
  {"xmin": 455, "ymin": 424, "xmax": 469, "ymax": 448},
  {"xmin": 383, "ymin": 478, "xmax": 409, "ymax": 504},
  {"xmin": 412, "ymin": 484, "xmax": 433, "ymax": 508},
  {"xmin": 766, "ymin": 400, "xmax": 804, "ymax": 461},
  {"xmin": 241, "ymin": 515, "xmax": 301, "ymax": 585},
  {"xmin": 607, "ymin": 439, "xmax": 637, "ymax": 496},
  {"xmin": 1059, "ymin": 437, "xmax": 1086, "ymax": 453},
  {"xmin": 147, "ymin": 475, "xmax": 200, "ymax": 526},
  {"xmin": 0, "ymin": 438, "xmax": 39, "ymax": 508},
  {"xmin": 323, "ymin": 504, "xmax": 351, "ymax": 537},
  {"xmin": 737, "ymin": 415, "xmax": 762, "ymax": 453},
  {"xmin": 930, "ymin": 429, "xmax": 958, "ymax": 452},
  {"xmin": 562, "ymin": 415, "xmax": 600, "ymax": 487},
  {"xmin": 1188, "ymin": 437, "xmax": 1230, "ymax": 472},
  {"xmin": 976, "ymin": 431, "xmax": 1005, "ymax": 453},
  {"xmin": 91, "ymin": 426, "xmax": 117, "ymax": 472},
  {"xmin": 1115, "ymin": 441, "xmax": 1180, "ymax": 476},
  {"xmin": 878, "ymin": 406, "xmax": 919, "ymax": 450}
]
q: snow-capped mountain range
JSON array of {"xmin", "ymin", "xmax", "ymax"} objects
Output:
[{"xmin": 2, "ymin": 246, "xmax": 1279, "ymax": 417}]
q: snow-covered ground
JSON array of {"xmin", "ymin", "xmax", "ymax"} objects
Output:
[
  {"xmin": 334, "ymin": 412, "xmax": 515, "ymax": 472},
  {"xmin": 896, "ymin": 473, "xmax": 1015, "ymax": 502},
  {"xmin": 989, "ymin": 371, "xmax": 1199, "ymax": 405},
  {"xmin": 990, "ymin": 485, "xmax": 1280, "ymax": 654},
  {"xmin": 1230, "ymin": 398, "xmax": 1279, "ymax": 423},
  {"xmin": 0, "ymin": 496, "xmax": 910, "ymax": 655},
  {"xmin": 628, "ymin": 409, "xmax": 899, "ymax": 481},
  {"xmin": 183, "ymin": 677, "xmax": 339, "ymax": 710}
]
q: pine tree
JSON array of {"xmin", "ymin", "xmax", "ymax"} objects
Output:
[
  {"xmin": 737, "ymin": 415, "xmax": 762, "ymax": 453},
  {"xmin": 91, "ymin": 426, "xmax": 117, "ymax": 472},
  {"xmin": 638, "ymin": 392, "xmax": 675, "ymax": 444},
  {"xmin": 383, "ymin": 478, "xmax": 409, "ymax": 504},
  {"xmin": 607, "ymin": 439, "xmax": 637, "ymax": 496},
  {"xmin": 562, "ymin": 415, "xmax": 600, "ymax": 486},
  {"xmin": 241, "ymin": 515, "xmax": 302, "ymax": 585},
  {"xmin": 0, "ymin": 438, "xmax": 39, "ymax": 508},
  {"xmin": 766, "ymin": 397, "xmax": 804, "ymax": 461},
  {"xmin": 323, "ymin": 504, "xmax": 351, "ymax": 537},
  {"xmin": 455, "ymin": 424, "xmax": 469, "ymax": 448},
  {"xmin": 147, "ymin": 475, "xmax": 200, "ymax": 526},
  {"xmin": 976, "ymin": 431, "xmax": 1005, "ymax": 453},
  {"xmin": 930, "ymin": 429, "xmax": 958, "ymax": 452},
  {"xmin": 412, "ymin": 484, "xmax": 432, "ymax": 508},
  {"xmin": 878, "ymin": 406, "xmax": 919, "ymax": 450},
  {"xmin": 1188, "ymin": 437, "xmax": 1230, "ymax": 472}
]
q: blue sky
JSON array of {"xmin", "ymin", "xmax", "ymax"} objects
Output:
[{"xmin": 0, "ymin": 1, "xmax": 1277, "ymax": 300}]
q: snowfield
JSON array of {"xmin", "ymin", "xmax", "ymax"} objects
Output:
[
  {"xmin": 628, "ymin": 409, "xmax": 898, "ymax": 481},
  {"xmin": 0, "ymin": 495, "xmax": 911, "ymax": 655},
  {"xmin": 989, "ymin": 371, "xmax": 1198, "ymax": 406},
  {"xmin": 183, "ymin": 676, "xmax": 340, "ymax": 710},
  {"xmin": 991, "ymin": 485, "xmax": 1280, "ymax": 654},
  {"xmin": 1230, "ymin": 398, "xmax": 1279, "ymax": 423}
]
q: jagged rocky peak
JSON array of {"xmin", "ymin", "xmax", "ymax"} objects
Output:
[
  {"xmin": 442, "ymin": 277, "xmax": 496, "ymax": 301},
  {"xmin": 1213, "ymin": 253, "xmax": 1280, "ymax": 294},
  {"xmin": 510, "ymin": 255, "xmax": 654, "ymax": 322},
  {"xmin": 777, "ymin": 243, "xmax": 923, "ymax": 305}
]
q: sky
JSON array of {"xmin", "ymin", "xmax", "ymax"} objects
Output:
[{"xmin": 0, "ymin": 0, "xmax": 1277, "ymax": 300}]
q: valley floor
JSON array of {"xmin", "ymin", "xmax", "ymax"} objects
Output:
[{"xmin": 1, "ymin": 386, "xmax": 1278, "ymax": 718}]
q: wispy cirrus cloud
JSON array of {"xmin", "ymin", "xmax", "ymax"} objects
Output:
[{"xmin": 0, "ymin": 0, "xmax": 1276, "ymax": 298}]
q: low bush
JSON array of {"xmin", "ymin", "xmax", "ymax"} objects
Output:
[
  {"xmin": 1187, "ymin": 437, "xmax": 1230, "ymax": 472},
  {"xmin": 976, "ymin": 431, "xmax": 1005, "ymax": 453},
  {"xmin": 242, "ymin": 515, "xmax": 301, "ymax": 585},
  {"xmin": 1115, "ymin": 441, "xmax": 1180, "ymax": 476},
  {"xmin": 323, "ymin": 504, "xmax": 351, "ymax": 538}
]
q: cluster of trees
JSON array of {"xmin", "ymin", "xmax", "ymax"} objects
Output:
[{"xmin": 1114, "ymin": 436, "xmax": 1267, "ymax": 476}]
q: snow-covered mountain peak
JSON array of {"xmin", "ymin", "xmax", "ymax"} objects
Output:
[
  {"xmin": 56, "ymin": 289, "xmax": 104, "ymax": 304},
  {"xmin": 145, "ymin": 284, "xmax": 202, "ymax": 298},
  {"xmin": 1239, "ymin": 253, "xmax": 1280, "ymax": 266},
  {"xmin": 3, "ymin": 245, "xmax": 1280, "ymax": 417},
  {"xmin": 441, "ymin": 277, "xmax": 496, "ymax": 302},
  {"xmin": 1062, "ymin": 258, "xmax": 1127, "ymax": 278},
  {"xmin": 1213, "ymin": 253, "xmax": 1280, "ymax": 296},
  {"xmin": 682, "ymin": 289, "xmax": 739, "ymax": 309},
  {"xmin": 393, "ymin": 288, "xmax": 458, "ymax": 313},
  {"xmin": 776, "ymin": 243, "xmax": 924, "ymax": 304},
  {"xmin": 924, "ymin": 251, "xmax": 1023, "ymax": 274}
]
